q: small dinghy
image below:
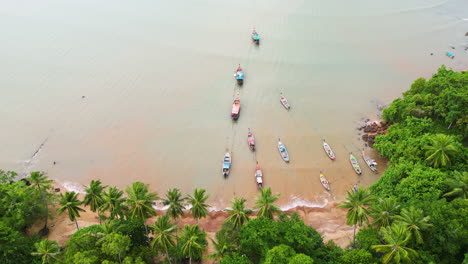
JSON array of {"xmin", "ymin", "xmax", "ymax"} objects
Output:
[
  {"xmin": 362, "ymin": 150, "xmax": 378, "ymax": 173},
  {"xmin": 323, "ymin": 140, "xmax": 335, "ymax": 160},
  {"xmin": 446, "ymin": 52, "xmax": 455, "ymax": 59},
  {"xmin": 231, "ymin": 95, "xmax": 241, "ymax": 120},
  {"xmin": 280, "ymin": 93, "xmax": 290, "ymax": 110},
  {"xmin": 278, "ymin": 138, "xmax": 290, "ymax": 162},
  {"xmin": 254, "ymin": 162, "xmax": 263, "ymax": 188},
  {"xmin": 247, "ymin": 128, "xmax": 255, "ymax": 151},
  {"xmin": 319, "ymin": 171, "xmax": 331, "ymax": 191},
  {"xmin": 252, "ymin": 29, "xmax": 260, "ymax": 44},
  {"xmin": 234, "ymin": 64, "xmax": 244, "ymax": 85},
  {"xmin": 222, "ymin": 152, "xmax": 231, "ymax": 177},
  {"xmin": 349, "ymin": 154, "xmax": 362, "ymax": 175}
]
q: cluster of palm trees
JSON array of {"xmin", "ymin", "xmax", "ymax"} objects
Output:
[
  {"xmin": 339, "ymin": 187, "xmax": 432, "ymax": 264},
  {"xmin": 31, "ymin": 175, "xmax": 281, "ymax": 264}
]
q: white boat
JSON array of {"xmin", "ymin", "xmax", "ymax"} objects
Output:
[
  {"xmin": 278, "ymin": 138, "xmax": 290, "ymax": 162},
  {"xmin": 255, "ymin": 162, "xmax": 263, "ymax": 188},
  {"xmin": 280, "ymin": 94, "xmax": 291, "ymax": 110},
  {"xmin": 323, "ymin": 140, "xmax": 336, "ymax": 160},
  {"xmin": 362, "ymin": 150, "xmax": 378, "ymax": 173},
  {"xmin": 222, "ymin": 152, "xmax": 231, "ymax": 177},
  {"xmin": 320, "ymin": 171, "xmax": 331, "ymax": 191}
]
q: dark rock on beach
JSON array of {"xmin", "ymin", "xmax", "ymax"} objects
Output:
[{"xmin": 359, "ymin": 121, "xmax": 389, "ymax": 147}]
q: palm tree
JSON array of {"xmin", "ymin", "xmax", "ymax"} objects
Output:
[
  {"xmin": 99, "ymin": 186, "xmax": 127, "ymax": 220},
  {"xmin": 254, "ymin": 187, "xmax": 280, "ymax": 219},
  {"xmin": 424, "ymin": 134, "xmax": 460, "ymax": 168},
  {"xmin": 57, "ymin": 191, "xmax": 85, "ymax": 230},
  {"xmin": 150, "ymin": 214, "xmax": 176, "ymax": 263},
  {"xmin": 125, "ymin": 181, "xmax": 159, "ymax": 242},
  {"xmin": 31, "ymin": 239, "xmax": 60, "ymax": 264},
  {"xmin": 369, "ymin": 198, "xmax": 400, "ymax": 228},
  {"xmin": 443, "ymin": 171, "xmax": 468, "ymax": 199},
  {"xmin": 27, "ymin": 171, "xmax": 54, "ymax": 236},
  {"xmin": 394, "ymin": 207, "xmax": 431, "ymax": 244},
  {"xmin": 162, "ymin": 188, "xmax": 186, "ymax": 221},
  {"xmin": 371, "ymin": 224, "xmax": 418, "ymax": 264},
  {"xmin": 225, "ymin": 197, "xmax": 252, "ymax": 229},
  {"xmin": 179, "ymin": 224, "xmax": 207, "ymax": 264},
  {"xmin": 83, "ymin": 180, "xmax": 106, "ymax": 223},
  {"xmin": 338, "ymin": 187, "xmax": 374, "ymax": 247},
  {"xmin": 187, "ymin": 188, "xmax": 210, "ymax": 224}
]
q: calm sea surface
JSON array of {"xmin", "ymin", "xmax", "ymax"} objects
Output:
[{"xmin": 1, "ymin": 0, "xmax": 467, "ymax": 208}]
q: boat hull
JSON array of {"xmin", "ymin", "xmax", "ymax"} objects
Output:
[{"xmin": 278, "ymin": 142, "xmax": 290, "ymax": 162}]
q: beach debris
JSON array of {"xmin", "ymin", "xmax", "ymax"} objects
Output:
[{"xmin": 54, "ymin": 188, "xmax": 61, "ymax": 192}]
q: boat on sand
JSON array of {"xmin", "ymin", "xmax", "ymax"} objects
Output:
[
  {"xmin": 247, "ymin": 128, "xmax": 255, "ymax": 151},
  {"xmin": 320, "ymin": 171, "xmax": 331, "ymax": 191},
  {"xmin": 349, "ymin": 154, "xmax": 362, "ymax": 175},
  {"xmin": 255, "ymin": 162, "xmax": 263, "ymax": 188},
  {"xmin": 322, "ymin": 140, "xmax": 335, "ymax": 160},
  {"xmin": 277, "ymin": 138, "xmax": 290, "ymax": 162},
  {"xmin": 222, "ymin": 152, "xmax": 231, "ymax": 177}
]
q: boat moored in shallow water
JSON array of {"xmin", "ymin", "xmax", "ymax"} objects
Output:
[
  {"xmin": 231, "ymin": 95, "xmax": 241, "ymax": 120},
  {"xmin": 349, "ymin": 154, "xmax": 362, "ymax": 175},
  {"xmin": 320, "ymin": 171, "xmax": 331, "ymax": 191},
  {"xmin": 278, "ymin": 138, "xmax": 290, "ymax": 162},
  {"xmin": 247, "ymin": 128, "xmax": 255, "ymax": 151},
  {"xmin": 252, "ymin": 29, "xmax": 260, "ymax": 44},
  {"xmin": 323, "ymin": 140, "xmax": 335, "ymax": 160},
  {"xmin": 222, "ymin": 152, "xmax": 231, "ymax": 177},
  {"xmin": 255, "ymin": 162, "xmax": 263, "ymax": 188},
  {"xmin": 280, "ymin": 93, "xmax": 291, "ymax": 110},
  {"xmin": 362, "ymin": 150, "xmax": 378, "ymax": 173},
  {"xmin": 235, "ymin": 65, "xmax": 244, "ymax": 85}
]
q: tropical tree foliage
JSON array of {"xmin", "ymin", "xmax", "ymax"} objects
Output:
[
  {"xmin": 443, "ymin": 171, "xmax": 468, "ymax": 199},
  {"xmin": 150, "ymin": 214, "xmax": 176, "ymax": 261},
  {"xmin": 254, "ymin": 187, "xmax": 280, "ymax": 219},
  {"xmin": 83, "ymin": 180, "xmax": 106, "ymax": 215},
  {"xmin": 187, "ymin": 188, "xmax": 209, "ymax": 224},
  {"xmin": 424, "ymin": 134, "xmax": 460, "ymax": 168},
  {"xmin": 31, "ymin": 239, "xmax": 60, "ymax": 264},
  {"xmin": 162, "ymin": 188, "xmax": 186, "ymax": 220},
  {"xmin": 178, "ymin": 224, "xmax": 207, "ymax": 264},
  {"xmin": 57, "ymin": 191, "xmax": 85, "ymax": 230},
  {"xmin": 369, "ymin": 197, "xmax": 400, "ymax": 228},
  {"xmin": 225, "ymin": 197, "xmax": 252, "ymax": 229},
  {"xmin": 100, "ymin": 187, "xmax": 127, "ymax": 220},
  {"xmin": 371, "ymin": 224, "xmax": 418, "ymax": 264},
  {"xmin": 394, "ymin": 207, "xmax": 431, "ymax": 244}
]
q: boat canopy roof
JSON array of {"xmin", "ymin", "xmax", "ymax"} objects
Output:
[{"xmin": 223, "ymin": 162, "xmax": 231, "ymax": 169}]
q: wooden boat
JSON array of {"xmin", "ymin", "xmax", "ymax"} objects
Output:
[
  {"xmin": 235, "ymin": 65, "xmax": 244, "ymax": 85},
  {"xmin": 231, "ymin": 96, "xmax": 241, "ymax": 120},
  {"xmin": 362, "ymin": 150, "xmax": 378, "ymax": 173},
  {"xmin": 319, "ymin": 171, "xmax": 331, "ymax": 191},
  {"xmin": 349, "ymin": 154, "xmax": 362, "ymax": 175},
  {"xmin": 222, "ymin": 152, "xmax": 231, "ymax": 177},
  {"xmin": 322, "ymin": 140, "xmax": 335, "ymax": 160},
  {"xmin": 446, "ymin": 52, "xmax": 455, "ymax": 59},
  {"xmin": 254, "ymin": 162, "xmax": 263, "ymax": 188},
  {"xmin": 247, "ymin": 128, "xmax": 255, "ymax": 151},
  {"xmin": 280, "ymin": 94, "xmax": 290, "ymax": 110},
  {"xmin": 277, "ymin": 138, "xmax": 290, "ymax": 162},
  {"xmin": 252, "ymin": 29, "xmax": 260, "ymax": 44}
]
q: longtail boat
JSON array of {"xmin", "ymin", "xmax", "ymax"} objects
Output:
[
  {"xmin": 222, "ymin": 152, "xmax": 231, "ymax": 177},
  {"xmin": 277, "ymin": 138, "xmax": 290, "ymax": 162},
  {"xmin": 252, "ymin": 29, "xmax": 260, "ymax": 44},
  {"xmin": 446, "ymin": 52, "xmax": 455, "ymax": 59},
  {"xmin": 322, "ymin": 140, "xmax": 335, "ymax": 160},
  {"xmin": 280, "ymin": 93, "xmax": 291, "ymax": 110},
  {"xmin": 349, "ymin": 154, "xmax": 362, "ymax": 175},
  {"xmin": 361, "ymin": 150, "xmax": 378, "ymax": 173},
  {"xmin": 235, "ymin": 64, "xmax": 244, "ymax": 85},
  {"xmin": 247, "ymin": 128, "xmax": 255, "ymax": 151},
  {"xmin": 231, "ymin": 95, "xmax": 240, "ymax": 120},
  {"xmin": 320, "ymin": 171, "xmax": 331, "ymax": 191},
  {"xmin": 255, "ymin": 162, "xmax": 263, "ymax": 188}
]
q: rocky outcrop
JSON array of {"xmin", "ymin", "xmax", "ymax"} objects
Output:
[{"xmin": 358, "ymin": 121, "xmax": 389, "ymax": 147}]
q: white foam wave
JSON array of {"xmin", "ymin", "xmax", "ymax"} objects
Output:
[
  {"xmin": 62, "ymin": 181, "xmax": 86, "ymax": 194},
  {"xmin": 279, "ymin": 195, "xmax": 330, "ymax": 211}
]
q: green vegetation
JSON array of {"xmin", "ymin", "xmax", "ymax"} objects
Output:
[{"xmin": 0, "ymin": 66, "xmax": 466, "ymax": 263}]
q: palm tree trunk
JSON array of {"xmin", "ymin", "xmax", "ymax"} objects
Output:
[
  {"xmin": 144, "ymin": 223, "xmax": 150, "ymax": 244},
  {"xmin": 189, "ymin": 257, "xmax": 192, "ymax": 264},
  {"xmin": 166, "ymin": 250, "xmax": 171, "ymax": 264},
  {"xmin": 75, "ymin": 219, "xmax": 80, "ymax": 230},
  {"xmin": 353, "ymin": 224, "xmax": 357, "ymax": 247}
]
